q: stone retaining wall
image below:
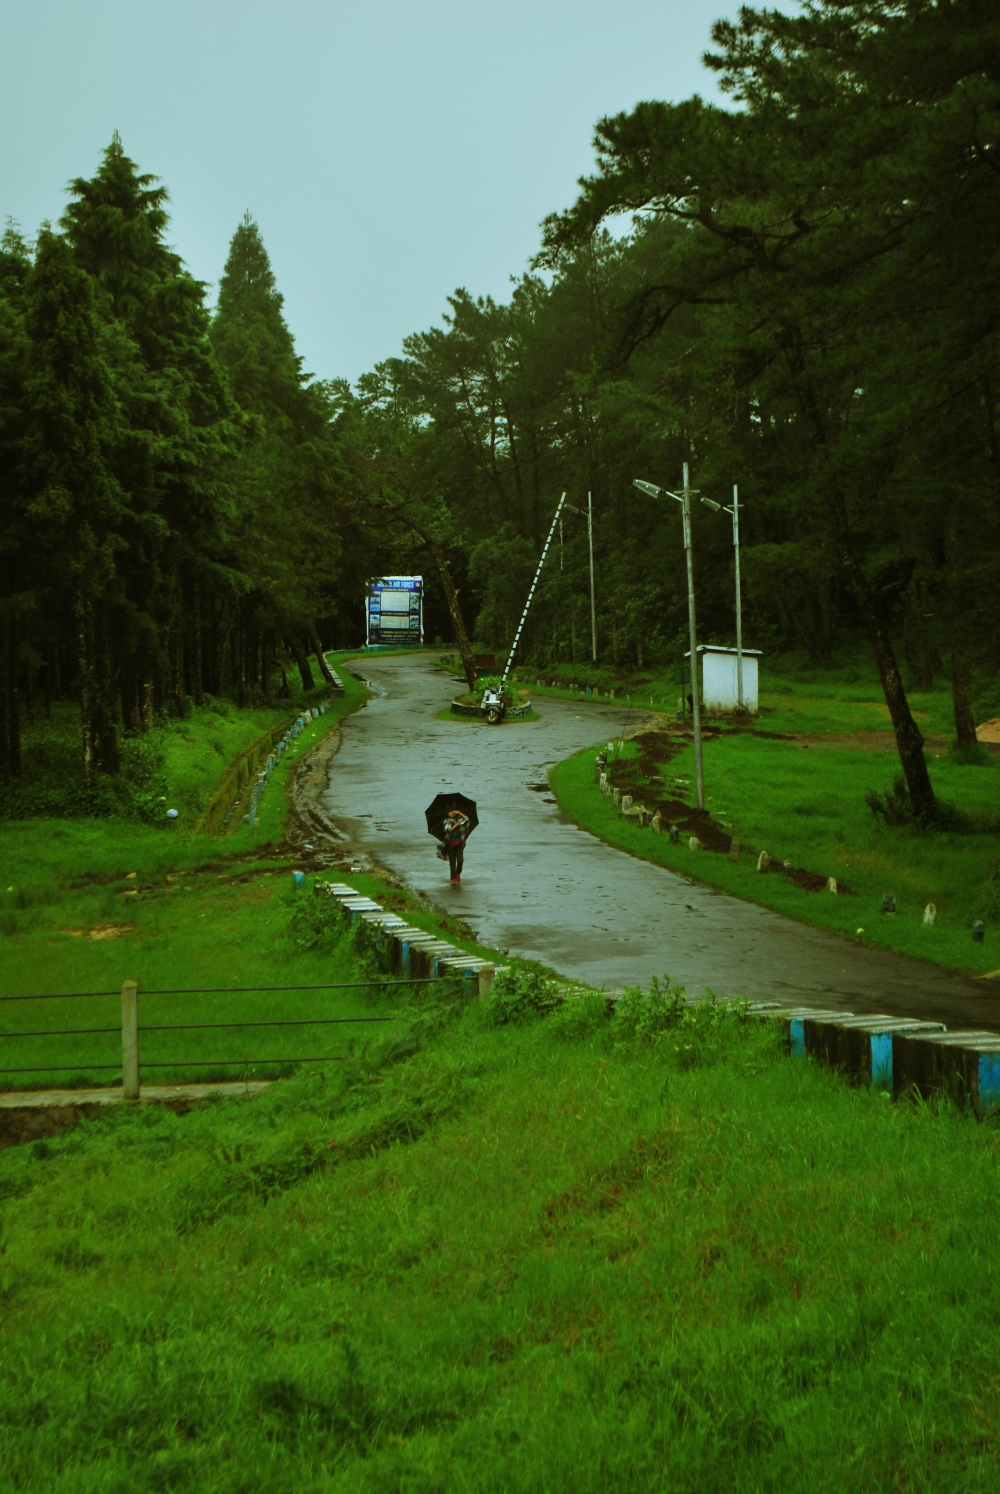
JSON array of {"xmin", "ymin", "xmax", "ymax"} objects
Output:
[
  {"xmin": 747, "ymin": 1002, "xmax": 1000, "ymax": 1118},
  {"xmin": 0, "ymin": 1081, "xmax": 271, "ymax": 1152},
  {"xmin": 315, "ymin": 881, "xmax": 501, "ymax": 988}
]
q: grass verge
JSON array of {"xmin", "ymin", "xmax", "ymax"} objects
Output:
[
  {"xmin": 551, "ymin": 731, "xmax": 1000, "ymax": 975},
  {"xmin": 2, "ymin": 977, "xmax": 1000, "ymax": 1490},
  {"xmin": 511, "ymin": 649, "xmax": 983, "ymax": 742}
]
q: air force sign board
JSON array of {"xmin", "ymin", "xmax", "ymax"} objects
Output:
[{"xmin": 366, "ymin": 576, "xmax": 424, "ymax": 646}]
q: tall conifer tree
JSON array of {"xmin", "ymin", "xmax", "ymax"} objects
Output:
[
  {"xmin": 212, "ymin": 216, "xmax": 344, "ymax": 689},
  {"xmin": 22, "ymin": 230, "xmax": 126, "ymax": 780}
]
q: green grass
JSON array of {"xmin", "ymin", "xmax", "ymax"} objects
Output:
[
  {"xmin": 0, "ymin": 870, "xmax": 395, "ymax": 1088},
  {"xmin": 551, "ymin": 731, "xmax": 1000, "ymax": 974},
  {"xmin": 511, "ymin": 650, "xmax": 976, "ymax": 742},
  {"xmin": 0, "ymin": 659, "xmax": 385, "ymax": 1087},
  {"xmin": 3, "ymin": 983, "xmax": 1000, "ymax": 1489},
  {"xmin": 0, "ymin": 657, "xmax": 370, "ymax": 884}
]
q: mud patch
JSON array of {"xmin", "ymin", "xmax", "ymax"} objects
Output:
[
  {"xmin": 607, "ymin": 729, "xmax": 855, "ymax": 891},
  {"xmin": 63, "ymin": 923, "xmax": 135, "ymax": 940},
  {"xmin": 606, "ymin": 730, "xmax": 733, "ymax": 853}
]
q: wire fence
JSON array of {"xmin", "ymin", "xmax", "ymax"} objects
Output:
[{"xmin": 0, "ymin": 978, "xmax": 445, "ymax": 1092}]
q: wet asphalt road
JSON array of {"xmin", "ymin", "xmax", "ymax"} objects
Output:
[{"xmin": 319, "ymin": 653, "xmax": 999, "ymax": 1030}]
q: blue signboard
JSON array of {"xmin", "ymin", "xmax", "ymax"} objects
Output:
[{"xmin": 366, "ymin": 576, "xmax": 423, "ymax": 646}]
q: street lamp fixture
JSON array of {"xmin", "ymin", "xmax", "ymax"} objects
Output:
[{"xmin": 632, "ymin": 463, "xmax": 708, "ymax": 810}]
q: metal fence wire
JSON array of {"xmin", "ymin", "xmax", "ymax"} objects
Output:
[{"xmin": 0, "ymin": 978, "xmax": 448, "ymax": 1091}]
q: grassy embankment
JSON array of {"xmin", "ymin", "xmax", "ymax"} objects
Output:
[
  {"xmin": 550, "ymin": 665, "xmax": 1000, "ymax": 975},
  {"xmin": 3, "ymin": 976, "xmax": 1000, "ymax": 1490},
  {"xmin": 0, "ymin": 655, "xmax": 497, "ymax": 1088},
  {"xmin": 432, "ymin": 662, "xmax": 538, "ymax": 723}
]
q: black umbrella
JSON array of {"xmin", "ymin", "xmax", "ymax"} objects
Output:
[{"xmin": 425, "ymin": 792, "xmax": 479, "ymax": 841}]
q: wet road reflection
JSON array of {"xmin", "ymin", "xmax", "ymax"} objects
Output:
[{"xmin": 319, "ymin": 654, "xmax": 998, "ymax": 1028}]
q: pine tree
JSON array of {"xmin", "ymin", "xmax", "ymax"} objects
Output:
[
  {"xmin": 211, "ymin": 214, "xmax": 304, "ymax": 427},
  {"xmin": 212, "ymin": 216, "xmax": 344, "ymax": 689},
  {"xmin": 22, "ymin": 229, "xmax": 126, "ymax": 781},
  {"xmin": 62, "ymin": 137, "xmax": 239, "ymax": 720},
  {"xmin": 0, "ymin": 227, "xmax": 32, "ymax": 783}
]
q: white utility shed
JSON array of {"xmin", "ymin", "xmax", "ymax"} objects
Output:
[{"xmin": 685, "ymin": 645, "xmax": 762, "ymax": 714}]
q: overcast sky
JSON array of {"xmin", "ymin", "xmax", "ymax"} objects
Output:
[{"xmin": 2, "ymin": 0, "xmax": 741, "ymax": 385}]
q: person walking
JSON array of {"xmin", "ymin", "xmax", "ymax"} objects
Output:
[{"xmin": 442, "ymin": 804, "xmax": 470, "ymax": 884}]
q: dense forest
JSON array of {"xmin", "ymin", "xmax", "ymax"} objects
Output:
[
  {"xmin": 1, "ymin": 0, "xmax": 998, "ymax": 815},
  {"xmin": 0, "ymin": 142, "xmax": 361, "ymax": 788}
]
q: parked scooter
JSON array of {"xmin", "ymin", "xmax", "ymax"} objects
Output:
[{"xmin": 479, "ymin": 686, "xmax": 507, "ymax": 725}]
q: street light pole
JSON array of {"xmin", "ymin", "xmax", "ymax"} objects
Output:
[
  {"xmin": 563, "ymin": 495, "xmax": 599, "ymax": 665},
  {"xmin": 700, "ymin": 482, "xmax": 746, "ymax": 712},
  {"xmin": 731, "ymin": 484, "xmax": 744, "ymax": 711},
  {"xmin": 587, "ymin": 491, "xmax": 597, "ymax": 664},
  {"xmin": 633, "ymin": 463, "xmax": 706, "ymax": 810},
  {"xmin": 680, "ymin": 464, "xmax": 705, "ymax": 810}
]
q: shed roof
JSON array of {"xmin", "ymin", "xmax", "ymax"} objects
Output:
[{"xmin": 683, "ymin": 645, "xmax": 762, "ymax": 658}]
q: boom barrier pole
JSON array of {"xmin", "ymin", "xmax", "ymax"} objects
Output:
[{"xmin": 501, "ymin": 493, "xmax": 567, "ymax": 687}]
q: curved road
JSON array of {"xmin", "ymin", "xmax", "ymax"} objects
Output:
[{"xmin": 317, "ymin": 653, "xmax": 998, "ymax": 1030}]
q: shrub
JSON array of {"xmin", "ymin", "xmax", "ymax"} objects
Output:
[
  {"xmin": 613, "ymin": 974, "xmax": 687, "ymax": 1045},
  {"xmin": 118, "ymin": 732, "xmax": 167, "ymax": 789},
  {"xmin": 612, "ymin": 978, "xmax": 749, "ymax": 1069},
  {"xmin": 483, "ymin": 967, "xmax": 563, "ymax": 1027},
  {"xmin": 865, "ymin": 772, "xmax": 978, "ymax": 832},
  {"xmin": 290, "ymin": 890, "xmax": 346, "ymax": 952},
  {"xmin": 349, "ymin": 911, "xmax": 398, "ymax": 974},
  {"xmin": 550, "ymin": 992, "xmax": 612, "ymax": 1041}
]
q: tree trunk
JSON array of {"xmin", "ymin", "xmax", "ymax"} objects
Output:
[
  {"xmin": 169, "ymin": 576, "xmax": 186, "ymax": 716},
  {"xmin": 403, "ymin": 519, "xmax": 475, "ymax": 689},
  {"xmin": 23, "ymin": 642, "xmax": 34, "ymax": 726},
  {"xmin": 428, "ymin": 540, "xmax": 476, "ymax": 690},
  {"xmin": 122, "ymin": 667, "xmax": 139, "ymax": 731},
  {"xmin": 232, "ymin": 619, "xmax": 244, "ymax": 708},
  {"xmin": 951, "ymin": 648, "xmax": 978, "ymax": 747},
  {"xmin": 310, "ymin": 624, "xmax": 336, "ymax": 686},
  {"xmin": 829, "ymin": 491, "xmax": 934, "ymax": 811},
  {"xmin": 0, "ymin": 618, "xmax": 21, "ymax": 784},
  {"xmin": 191, "ymin": 585, "xmax": 204, "ymax": 706},
  {"xmin": 903, "ymin": 578, "xmax": 939, "ymax": 690},
  {"xmin": 77, "ymin": 602, "xmax": 100, "ymax": 786},
  {"xmin": 289, "ymin": 634, "xmax": 315, "ymax": 691},
  {"xmin": 98, "ymin": 610, "xmax": 120, "ymax": 773}
]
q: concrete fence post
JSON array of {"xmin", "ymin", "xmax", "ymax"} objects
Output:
[
  {"xmin": 121, "ymin": 980, "xmax": 140, "ymax": 1101},
  {"xmin": 478, "ymin": 963, "xmax": 495, "ymax": 997}
]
